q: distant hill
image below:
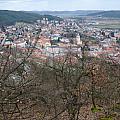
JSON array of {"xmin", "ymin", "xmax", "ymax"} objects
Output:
[
  {"xmin": 32, "ymin": 10, "xmax": 103, "ymax": 17},
  {"xmin": 87, "ymin": 11, "xmax": 120, "ymax": 18},
  {"xmin": 0, "ymin": 10, "xmax": 63, "ymax": 26}
]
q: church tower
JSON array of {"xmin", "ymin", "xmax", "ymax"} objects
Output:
[{"xmin": 76, "ymin": 33, "xmax": 82, "ymax": 45}]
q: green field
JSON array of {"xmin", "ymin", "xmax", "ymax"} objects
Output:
[{"xmin": 94, "ymin": 24, "xmax": 120, "ymax": 29}]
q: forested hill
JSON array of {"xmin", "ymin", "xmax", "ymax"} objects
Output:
[
  {"xmin": 87, "ymin": 11, "xmax": 120, "ymax": 18},
  {"xmin": 0, "ymin": 10, "xmax": 63, "ymax": 26},
  {"xmin": 32, "ymin": 10, "xmax": 102, "ymax": 17}
]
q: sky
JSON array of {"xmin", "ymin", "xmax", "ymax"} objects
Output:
[{"xmin": 0, "ymin": 0, "xmax": 120, "ymax": 11}]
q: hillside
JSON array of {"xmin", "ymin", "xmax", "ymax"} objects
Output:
[
  {"xmin": 88, "ymin": 11, "xmax": 120, "ymax": 18},
  {"xmin": 32, "ymin": 10, "xmax": 103, "ymax": 17},
  {"xmin": 0, "ymin": 10, "xmax": 63, "ymax": 26}
]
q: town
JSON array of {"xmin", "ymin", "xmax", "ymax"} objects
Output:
[
  {"xmin": 0, "ymin": 17, "xmax": 120, "ymax": 64},
  {"xmin": 0, "ymin": 0, "xmax": 120, "ymax": 119}
]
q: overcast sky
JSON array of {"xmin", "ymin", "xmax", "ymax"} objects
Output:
[{"xmin": 0, "ymin": 0, "xmax": 120, "ymax": 11}]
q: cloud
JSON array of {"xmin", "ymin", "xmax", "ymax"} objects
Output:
[
  {"xmin": 0, "ymin": 0, "xmax": 48, "ymax": 11},
  {"xmin": 0, "ymin": 0, "xmax": 120, "ymax": 11}
]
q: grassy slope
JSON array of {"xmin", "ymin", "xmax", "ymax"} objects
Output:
[{"xmin": 88, "ymin": 11, "xmax": 120, "ymax": 18}]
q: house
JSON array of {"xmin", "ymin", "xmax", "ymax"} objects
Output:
[
  {"xmin": 37, "ymin": 36, "xmax": 51, "ymax": 48},
  {"xmin": 50, "ymin": 34, "xmax": 61, "ymax": 44},
  {"xmin": 1, "ymin": 38, "xmax": 15, "ymax": 47}
]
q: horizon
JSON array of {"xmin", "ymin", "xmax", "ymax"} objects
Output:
[
  {"xmin": 1, "ymin": 9, "xmax": 120, "ymax": 12},
  {"xmin": 0, "ymin": 0, "xmax": 120, "ymax": 11}
]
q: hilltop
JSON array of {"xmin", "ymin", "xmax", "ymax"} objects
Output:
[
  {"xmin": 87, "ymin": 11, "xmax": 120, "ymax": 18},
  {"xmin": 32, "ymin": 10, "xmax": 103, "ymax": 17},
  {"xmin": 0, "ymin": 10, "xmax": 63, "ymax": 26}
]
